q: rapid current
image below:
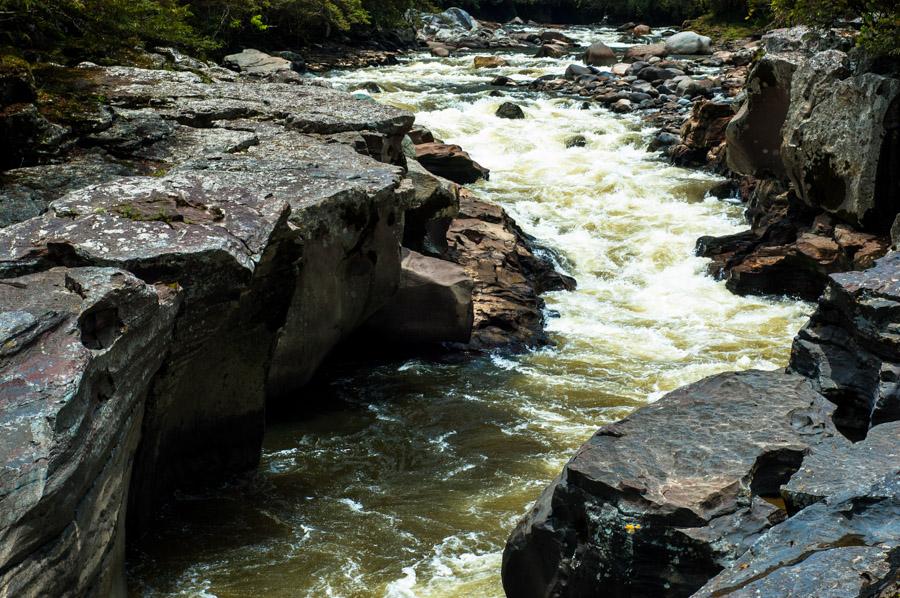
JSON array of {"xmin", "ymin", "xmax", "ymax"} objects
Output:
[{"xmin": 129, "ymin": 26, "xmax": 810, "ymax": 598}]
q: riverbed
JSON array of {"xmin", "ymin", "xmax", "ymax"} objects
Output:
[{"xmin": 128, "ymin": 26, "xmax": 809, "ymax": 598}]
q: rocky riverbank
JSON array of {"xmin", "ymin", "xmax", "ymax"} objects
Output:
[
  {"xmin": 0, "ymin": 46, "xmax": 571, "ymax": 596},
  {"xmin": 501, "ymin": 20, "xmax": 900, "ymax": 598}
]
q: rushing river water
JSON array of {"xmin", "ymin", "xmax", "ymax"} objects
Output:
[{"xmin": 129, "ymin": 27, "xmax": 810, "ymax": 598}]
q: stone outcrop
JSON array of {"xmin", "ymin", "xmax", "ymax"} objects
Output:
[
  {"xmin": 0, "ymin": 267, "xmax": 177, "ymax": 598},
  {"xmin": 781, "ymin": 50, "xmax": 900, "ymax": 230},
  {"xmin": 789, "ymin": 251, "xmax": 900, "ymax": 437},
  {"xmin": 670, "ymin": 99, "xmax": 733, "ymax": 168},
  {"xmin": 695, "ymin": 473, "xmax": 900, "ymax": 598},
  {"xmin": 223, "ymin": 48, "xmax": 299, "ymax": 81},
  {"xmin": 502, "ymin": 370, "xmax": 840, "ymax": 598},
  {"xmin": 446, "ymin": 190, "xmax": 575, "ymax": 350},
  {"xmin": 365, "ymin": 248, "xmax": 474, "ymax": 344},
  {"xmin": 0, "ymin": 63, "xmax": 417, "ymax": 597}
]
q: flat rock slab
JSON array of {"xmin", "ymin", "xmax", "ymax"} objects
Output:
[
  {"xmin": 502, "ymin": 370, "xmax": 841, "ymax": 598},
  {"xmin": 695, "ymin": 473, "xmax": 900, "ymax": 597}
]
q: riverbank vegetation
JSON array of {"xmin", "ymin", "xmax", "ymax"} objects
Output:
[{"xmin": 0, "ymin": 0, "xmax": 896, "ymax": 61}]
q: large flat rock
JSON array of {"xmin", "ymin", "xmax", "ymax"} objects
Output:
[{"xmin": 502, "ymin": 370, "xmax": 841, "ymax": 598}]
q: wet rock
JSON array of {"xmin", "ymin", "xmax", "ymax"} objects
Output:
[
  {"xmin": 473, "ymin": 55, "xmax": 507, "ymax": 68},
  {"xmin": 789, "ymin": 251, "xmax": 900, "ymax": 436},
  {"xmin": 565, "ymin": 134, "xmax": 587, "ymax": 148},
  {"xmin": 564, "ymin": 64, "xmax": 593, "ymax": 80},
  {"xmin": 726, "ymin": 51, "xmax": 803, "ymax": 179},
  {"xmin": 496, "ymin": 102, "xmax": 525, "ymax": 119},
  {"xmin": 781, "ymin": 49, "xmax": 900, "ymax": 230},
  {"xmin": 0, "ymin": 267, "xmax": 178, "ymax": 597},
  {"xmin": 490, "ymin": 75, "xmax": 514, "ymax": 86},
  {"xmin": 611, "ymin": 98, "xmax": 632, "ymax": 113},
  {"xmin": 665, "ymin": 31, "xmax": 712, "ymax": 55},
  {"xmin": 694, "ymin": 474, "xmax": 900, "ymax": 598},
  {"xmin": 365, "ymin": 248, "xmax": 473, "ymax": 344},
  {"xmin": 502, "ymin": 370, "xmax": 840, "ymax": 598},
  {"xmin": 540, "ymin": 30, "xmax": 575, "ymax": 45},
  {"xmin": 781, "ymin": 421, "xmax": 899, "ymax": 513},
  {"xmin": 430, "ymin": 45, "xmax": 450, "ymax": 58},
  {"xmin": 584, "ymin": 41, "xmax": 617, "ymax": 67},
  {"xmin": 446, "ymin": 190, "xmax": 575, "ymax": 350},
  {"xmin": 633, "ymin": 24, "xmax": 651, "ymax": 36},
  {"xmin": 415, "ymin": 142, "xmax": 489, "ymax": 184}
]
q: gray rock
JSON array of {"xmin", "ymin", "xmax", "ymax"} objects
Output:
[
  {"xmin": 781, "ymin": 50, "xmax": 900, "ymax": 228},
  {"xmin": 502, "ymin": 370, "xmax": 840, "ymax": 598},
  {"xmin": 365, "ymin": 248, "xmax": 473, "ymax": 344},
  {"xmin": 223, "ymin": 48, "xmax": 295, "ymax": 77},
  {"xmin": 789, "ymin": 251, "xmax": 900, "ymax": 437},
  {"xmin": 415, "ymin": 142, "xmax": 489, "ymax": 184},
  {"xmin": 402, "ymin": 159, "xmax": 459, "ymax": 255},
  {"xmin": 665, "ymin": 31, "xmax": 712, "ymax": 55},
  {"xmin": 781, "ymin": 421, "xmax": 900, "ymax": 513},
  {"xmin": 694, "ymin": 474, "xmax": 900, "ymax": 598}
]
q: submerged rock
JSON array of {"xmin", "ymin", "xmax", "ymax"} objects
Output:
[
  {"xmin": 496, "ymin": 101, "xmax": 525, "ymax": 119},
  {"xmin": 502, "ymin": 370, "xmax": 840, "ymax": 598}
]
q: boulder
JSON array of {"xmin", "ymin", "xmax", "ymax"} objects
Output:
[
  {"xmin": 441, "ymin": 7, "xmax": 477, "ymax": 30},
  {"xmin": 725, "ymin": 51, "xmax": 804, "ymax": 179},
  {"xmin": 502, "ymin": 370, "xmax": 840, "ymax": 598},
  {"xmin": 781, "ymin": 421, "xmax": 900, "ymax": 513},
  {"xmin": 669, "ymin": 100, "xmax": 733, "ymax": 167},
  {"xmin": 695, "ymin": 474, "xmax": 900, "ymax": 598},
  {"xmin": 430, "ymin": 46, "xmax": 450, "ymax": 58},
  {"xmin": 564, "ymin": 64, "xmax": 593, "ymax": 80},
  {"xmin": 223, "ymin": 48, "xmax": 295, "ymax": 77},
  {"xmin": 365, "ymin": 248, "xmax": 473, "ymax": 344},
  {"xmin": 781, "ymin": 49, "xmax": 900, "ymax": 230},
  {"xmin": 415, "ymin": 142, "xmax": 489, "ymax": 184},
  {"xmin": 789, "ymin": 251, "xmax": 900, "ymax": 437},
  {"xmin": 624, "ymin": 43, "xmax": 668, "ymax": 62},
  {"xmin": 665, "ymin": 31, "xmax": 712, "ymax": 55},
  {"xmin": 584, "ymin": 41, "xmax": 616, "ymax": 66},
  {"xmin": 473, "ymin": 55, "xmax": 507, "ymax": 68},
  {"xmin": 540, "ymin": 30, "xmax": 575, "ymax": 45},
  {"xmin": 496, "ymin": 102, "xmax": 525, "ymax": 119},
  {"xmin": 0, "ymin": 54, "xmax": 36, "ymax": 106},
  {"xmin": 565, "ymin": 134, "xmax": 587, "ymax": 148}
]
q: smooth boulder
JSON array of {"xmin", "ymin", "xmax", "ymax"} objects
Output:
[
  {"xmin": 415, "ymin": 142, "xmax": 489, "ymax": 184},
  {"xmin": 496, "ymin": 102, "xmax": 525, "ymax": 119},
  {"xmin": 665, "ymin": 31, "xmax": 712, "ymax": 55}
]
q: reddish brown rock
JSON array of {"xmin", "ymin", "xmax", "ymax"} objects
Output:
[
  {"xmin": 669, "ymin": 100, "xmax": 734, "ymax": 168},
  {"xmin": 415, "ymin": 142, "xmax": 489, "ymax": 185}
]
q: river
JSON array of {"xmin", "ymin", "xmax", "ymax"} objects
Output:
[{"xmin": 128, "ymin": 26, "xmax": 809, "ymax": 598}]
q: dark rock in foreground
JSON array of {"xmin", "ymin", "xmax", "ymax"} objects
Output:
[
  {"xmin": 502, "ymin": 370, "xmax": 839, "ymax": 598},
  {"xmin": 415, "ymin": 142, "xmax": 489, "ymax": 184},
  {"xmin": 790, "ymin": 252, "xmax": 900, "ymax": 437},
  {"xmin": 695, "ymin": 473, "xmax": 900, "ymax": 598}
]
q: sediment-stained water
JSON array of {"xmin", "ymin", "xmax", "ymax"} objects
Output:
[{"xmin": 129, "ymin": 27, "xmax": 810, "ymax": 598}]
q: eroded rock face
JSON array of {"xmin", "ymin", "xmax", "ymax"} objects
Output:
[
  {"xmin": 502, "ymin": 370, "xmax": 840, "ymax": 598},
  {"xmin": 446, "ymin": 190, "xmax": 575, "ymax": 350},
  {"xmin": 789, "ymin": 251, "xmax": 900, "ymax": 437},
  {"xmin": 695, "ymin": 474, "xmax": 900, "ymax": 598},
  {"xmin": 670, "ymin": 99, "xmax": 733, "ymax": 168},
  {"xmin": 781, "ymin": 50, "xmax": 900, "ymax": 230},
  {"xmin": 0, "ymin": 267, "xmax": 178, "ymax": 598},
  {"xmin": 0, "ymin": 63, "xmax": 416, "ymax": 597}
]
